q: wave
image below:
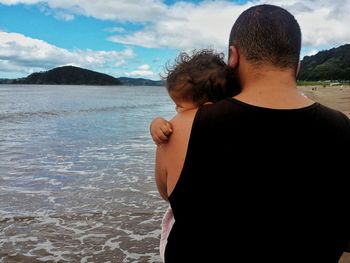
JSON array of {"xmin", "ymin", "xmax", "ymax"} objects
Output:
[{"xmin": 0, "ymin": 103, "xmax": 164, "ymax": 123}]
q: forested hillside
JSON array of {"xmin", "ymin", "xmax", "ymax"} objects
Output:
[
  {"xmin": 298, "ymin": 44, "xmax": 350, "ymax": 81},
  {"xmin": 11, "ymin": 66, "xmax": 122, "ymax": 85}
]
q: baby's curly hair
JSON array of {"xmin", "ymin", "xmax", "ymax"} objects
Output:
[{"xmin": 161, "ymin": 49, "xmax": 240, "ymax": 106}]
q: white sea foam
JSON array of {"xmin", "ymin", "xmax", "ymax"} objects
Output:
[
  {"xmin": 77, "ymin": 233, "xmax": 108, "ymax": 244},
  {"xmin": 80, "ymin": 256, "xmax": 93, "ymax": 263}
]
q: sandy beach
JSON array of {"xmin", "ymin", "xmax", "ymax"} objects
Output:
[
  {"xmin": 299, "ymin": 85, "xmax": 350, "ymax": 263},
  {"xmin": 298, "ymin": 85, "xmax": 350, "ymax": 117}
]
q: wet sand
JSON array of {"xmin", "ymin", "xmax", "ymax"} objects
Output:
[
  {"xmin": 299, "ymin": 85, "xmax": 350, "ymax": 263},
  {"xmin": 298, "ymin": 85, "xmax": 350, "ymax": 117}
]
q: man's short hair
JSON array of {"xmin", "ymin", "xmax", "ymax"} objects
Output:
[{"xmin": 229, "ymin": 4, "xmax": 301, "ymax": 71}]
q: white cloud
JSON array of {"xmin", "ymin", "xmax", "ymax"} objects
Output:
[
  {"xmin": 138, "ymin": 64, "xmax": 151, "ymax": 71},
  {"xmin": 0, "ymin": 31, "xmax": 135, "ymax": 76},
  {"xmin": 105, "ymin": 0, "xmax": 350, "ymax": 55},
  {"xmin": 297, "ymin": 8, "xmax": 350, "ymax": 49},
  {"xmin": 1, "ymin": 0, "xmax": 349, "ymax": 62},
  {"xmin": 38, "ymin": 5, "xmax": 75, "ymax": 21},
  {"xmin": 0, "ymin": 0, "xmax": 41, "ymax": 4},
  {"xmin": 108, "ymin": 1, "xmax": 248, "ymax": 52},
  {"xmin": 0, "ymin": 0, "xmax": 168, "ymax": 22},
  {"xmin": 125, "ymin": 64, "xmax": 154, "ymax": 78},
  {"xmin": 266, "ymin": 0, "xmax": 350, "ymax": 49},
  {"xmin": 53, "ymin": 11, "xmax": 74, "ymax": 21},
  {"xmin": 0, "ymin": 1, "xmax": 263, "ymax": 54},
  {"xmin": 115, "ymin": 59, "xmax": 127, "ymax": 67},
  {"xmin": 105, "ymin": 27, "xmax": 125, "ymax": 33}
]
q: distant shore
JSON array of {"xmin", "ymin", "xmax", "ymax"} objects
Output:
[{"xmin": 298, "ymin": 85, "xmax": 350, "ymax": 117}]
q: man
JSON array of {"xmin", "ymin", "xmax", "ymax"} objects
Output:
[{"xmin": 155, "ymin": 4, "xmax": 350, "ymax": 262}]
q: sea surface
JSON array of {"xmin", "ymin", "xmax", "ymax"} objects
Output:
[{"xmin": 0, "ymin": 85, "xmax": 175, "ymax": 263}]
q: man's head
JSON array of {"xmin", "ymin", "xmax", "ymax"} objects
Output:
[{"xmin": 228, "ymin": 4, "xmax": 301, "ymax": 73}]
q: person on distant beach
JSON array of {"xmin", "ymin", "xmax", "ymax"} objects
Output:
[
  {"xmin": 150, "ymin": 49, "xmax": 239, "ymax": 261},
  {"xmin": 152, "ymin": 4, "xmax": 350, "ymax": 263}
]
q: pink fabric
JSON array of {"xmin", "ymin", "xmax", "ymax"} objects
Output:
[{"xmin": 160, "ymin": 206, "xmax": 175, "ymax": 262}]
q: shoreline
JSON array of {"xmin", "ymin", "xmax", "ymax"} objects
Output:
[{"xmin": 297, "ymin": 85, "xmax": 350, "ymax": 117}]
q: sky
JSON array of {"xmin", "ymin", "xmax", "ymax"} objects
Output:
[{"xmin": 0, "ymin": 0, "xmax": 349, "ymax": 80}]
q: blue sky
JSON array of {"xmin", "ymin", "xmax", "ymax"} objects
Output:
[{"xmin": 0, "ymin": 0, "xmax": 349, "ymax": 80}]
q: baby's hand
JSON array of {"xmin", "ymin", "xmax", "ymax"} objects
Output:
[{"xmin": 150, "ymin": 117, "xmax": 173, "ymax": 145}]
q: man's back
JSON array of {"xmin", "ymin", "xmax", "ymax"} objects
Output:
[
  {"xmin": 166, "ymin": 98, "xmax": 350, "ymax": 262},
  {"xmin": 161, "ymin": 4, "xmax": 350, "ymax": 262}
]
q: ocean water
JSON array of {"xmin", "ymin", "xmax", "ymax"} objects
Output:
[{"xmin": 0, "ymin": 85, "xmax": 175, "ymax": 263}]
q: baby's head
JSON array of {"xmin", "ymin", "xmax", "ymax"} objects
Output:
[{"xmin": 162, "ymin": 49, "xmax": 239, "ymax": 112}]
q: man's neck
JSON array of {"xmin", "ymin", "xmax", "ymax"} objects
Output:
[{"xmin": 234, "ymin": 64, "xmax": 314, "ymax": 109}]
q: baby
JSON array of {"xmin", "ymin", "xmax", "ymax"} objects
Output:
[
  {"xmin": 150, "ymin": 49, "xmax": 240, "ymax": 261},
  {"xmin": 151, "ymin": 49, "xmax": 239, "ymax": 145}
]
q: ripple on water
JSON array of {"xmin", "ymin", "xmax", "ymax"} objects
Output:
[
  {"xmin": 0, "ymin": 85, "xmax": 174, "ymax": 262},
  {"xmin": 0, "ymin": 204, "xmax": 168, "ymax": 262}
]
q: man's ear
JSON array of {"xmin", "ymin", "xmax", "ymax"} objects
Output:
[
  {"xmin": 228, "ymin": 45, "xmax": 239, "ymax": 69},
  {"xmin": 296, "ymin": 60, "xmax": 301, "ymax": 77}
]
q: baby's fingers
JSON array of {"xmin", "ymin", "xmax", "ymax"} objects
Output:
[
  {"xmin": 165, "ymin": 122, "xmax": 173, "ymax": 135},
  {"xmin": 161, "ymin": 125, "xmax": 172, "ymax": 136},
  {"xmin": 154, "ymin": 130, "xmax": 169, "ymax": 145}
]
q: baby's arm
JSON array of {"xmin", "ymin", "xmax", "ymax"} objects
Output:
[{"xmin": 149, "ymin": 117, "xmax": 173, "ymax": 145}]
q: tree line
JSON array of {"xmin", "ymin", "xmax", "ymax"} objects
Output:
[{"xmin": 298, "ymin": 44, "xmax": 350, "ymax": 81}]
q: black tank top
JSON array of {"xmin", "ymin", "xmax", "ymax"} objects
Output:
[{"xmin": 165, "ymin": 98, "xmax": 350, "ymax": 263}]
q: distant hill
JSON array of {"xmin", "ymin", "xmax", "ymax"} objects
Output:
[
  {"xmin": 0, "ymin": 65, "xmax": 163, "ymax": 86},
  {"xmin": 298, "ymin": 44, "xmax": 350, "ymax": 81},
  {"xmin": 7, "ymin": 45, "xmax": 349, "ymax": 86},
  {"xmin": 118, "ymin": 77, "xmax": 163, "ymax": 86},
  {"xmin": 12, "ymin": 65, "xmax": 122, "ymax": 85}
]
